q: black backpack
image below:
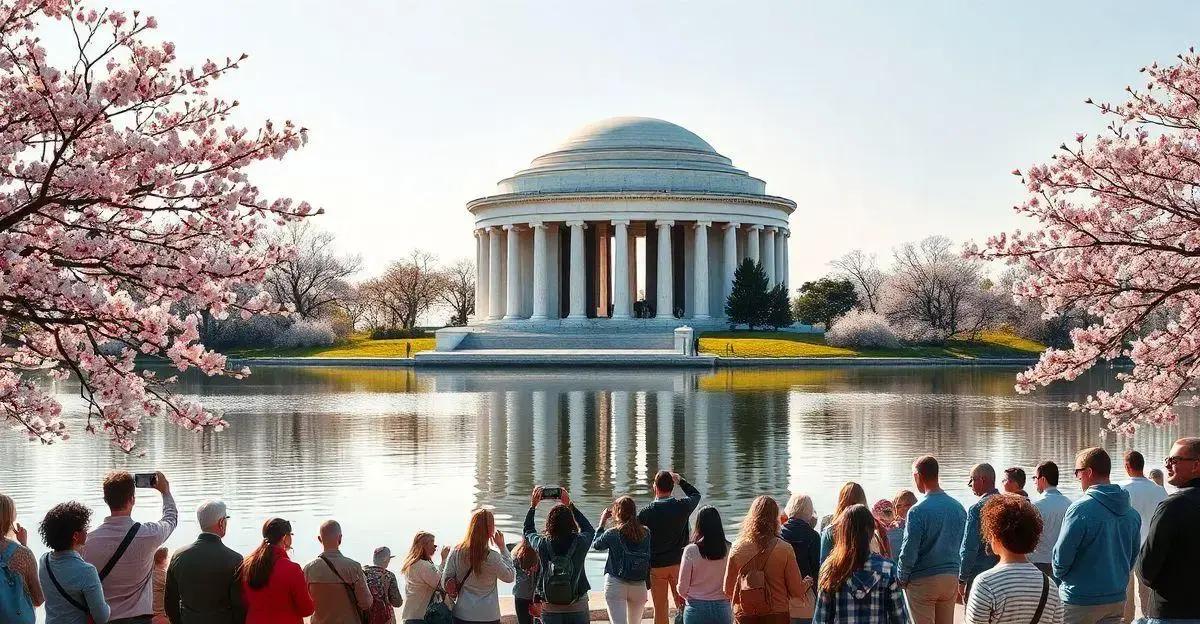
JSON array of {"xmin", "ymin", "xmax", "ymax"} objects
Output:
[{"xmin": 541, "ymin": 539, "xmax": 581, "ymax": 605}]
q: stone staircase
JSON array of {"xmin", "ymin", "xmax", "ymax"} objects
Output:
[{"xmin": 455, "ymin": 331, "xmax": 675, "ymax": 351}]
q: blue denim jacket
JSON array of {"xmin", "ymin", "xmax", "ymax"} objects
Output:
[{"xmin": 39, "ymin": 550, "xmax": 111, "ymax": 624}]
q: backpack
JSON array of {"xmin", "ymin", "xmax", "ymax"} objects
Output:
[
  {"xmin": 541, "ymin": 539, "xmax": 581, "ymax": 605},
  {"xmin": 0, "ymin": 541, "xmax": 34, "ymax": 624},
  {"xmin": 734, "ymin": 541, "xmax": 777, "ymax": 617},
  {"xmin": 364, "ymin": 567, "xmax": 395, "ymax": 624},
  {"xmin": 612, "ymin": 533, "xmax": 650, "ymax": 582}
]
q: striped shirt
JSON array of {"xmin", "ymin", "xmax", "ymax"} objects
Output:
[{"xmin": 965, "ymin": 562, "xmax": 1064, "ymax": 624}]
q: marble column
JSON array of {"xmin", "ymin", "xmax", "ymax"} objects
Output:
[
  {"xmin": 567, "ymin": 221, "xmax": 587, "ymax": 319},
  {"xmin": 612, "ymin": 220, "xmax": 631, "ymax": 319},
  {"xmin": 762, "ymin": 227, "xmax": 777, "ymax": 286},
  {"xmin": 487, "ymin": 227, "xmax": 503, "ymax": 320},
  {"xmin": 530, "ymin": 222, "xmax": 549, "ymax": 320},
  {"xmin": 693, "ymin": 222, "xmax": 711, "ymax": 319},
  {"xmin": 655, "ymin": 220, "xmax": 674, "ymax": 319},
  {"xmin": 776, "ymin": 228, "xmax": 789, "ymax": 292},
  {"xmin": 504, "ymin": 225, "xmax": 523, "ymax": 319},
  {"xmin": 476, "ymin": 229, "xmax": 489, "ymax": 320},
  {"xmin": 723, "ymin": 222, "xmax": 739, "ymax": 305},
  {"xmin": 746, "ymin": 224, "xmax": 762, "ymax": 265}
]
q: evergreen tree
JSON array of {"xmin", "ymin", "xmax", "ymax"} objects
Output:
[
  {"xmin": 725, "ymin": 259, "xmax": 771, "ymax": 329},
  {"xmin": 792, "ymin": 278, "xmax": 860, "ymax": 328},
  {"xmin": 766, "ymin": 284, "xmax": 795, "ymax": 329}
]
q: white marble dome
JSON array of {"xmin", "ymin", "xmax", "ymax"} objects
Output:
[{"xmin": 496, "ymin": 116, "xmax": 766, "ymax": 195}]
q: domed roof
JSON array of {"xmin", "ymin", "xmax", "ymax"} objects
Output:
[
  {"xmin": 494, "ymin": 116, "xmax": 767, "ymax": 196},
  {"xmin": 551, "ymin": 117, "xmax": 719, "ymax": 154}
]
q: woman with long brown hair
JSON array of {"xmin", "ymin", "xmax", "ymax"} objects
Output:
[
  {"xmin": 523, "ymin": 487, "xmax": 595, "ymax": 624},
  {"xmin": 594, "ymin": 495, "xmax": 652, "ymax": 624},
  {"xmin": 813, "ymin": 505, "xmax": 906, "ymax": 624},
  {"xmin": 723, "ymin": 496, "xmax": 810, "ymax": 624},
  {"xmin": 239, "ymin": 517, "xmax": 314, "ymax": 624},
  {"xmin": 817, "ymin": 483, "xmax": 887, "ymax": 563},
  {"xmin": 399, "ymin": 531, "xmax": 449, "ymax": 624},
  {"xmin": 441, "ymin": 509, "xmax": 514, "ymax": 624}
]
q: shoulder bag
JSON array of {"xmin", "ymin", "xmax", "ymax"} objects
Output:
[{"xmin": 319, "ymin": 555, "xmax": 370, "ymax": 624}]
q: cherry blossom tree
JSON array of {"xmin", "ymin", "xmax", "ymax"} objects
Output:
[
  {"xmin": 975, "ymin": 48, "xmax": 1200, "ymax": 433},
  {"xmin": 0, "ymin": 0, "xmax": 314, "ymax": 450}
]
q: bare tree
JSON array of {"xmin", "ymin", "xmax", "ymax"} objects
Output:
[
  {"xmin": 439, "ymin": 258, "xmax": 476, "ymax": 326},
  {"xmin": 364, "ymin": 250, "xmax": 447, "ymax": 330},
  {"xmin": 883, "ymin": 236, "xmax": 984, "ymax": 341},
  {"xmin": 831, "ymin": 249, "xmax": 887, "ymax": 313},
  {"xmin": 266, "ymin": 223, "xmax": 362, "ymax": 319}
]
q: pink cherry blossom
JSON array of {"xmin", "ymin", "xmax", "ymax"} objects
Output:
[
  {"xmin": 0, "ymin": 1, "xmax": 314, "ymax": 451},
  {"xmin": 973, "ymin": 48, "xmax": 1200, "ymax": 433}
]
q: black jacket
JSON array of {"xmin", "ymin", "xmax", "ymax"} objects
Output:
[
  {"xmin": 1137, "ymin": 478, "xmax": 1200, "ymax": 619},
  {"xmin": 165, "ymin": 533, "xmax": 245, "ymax": 624},
  {"xmin": 779, "ymin": 517, "xmax": 820, "ymax": 582},
  {"xmin": 636, "ymin": 479, "xmax": 702, "ymax": 568}
]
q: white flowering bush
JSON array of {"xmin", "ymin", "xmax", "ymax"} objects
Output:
[
  {"xmin": 825, "ymin": 310, "xmax": 901, "ymax": 349},
  {"xmin": 274, "ymin": 319, "xmax": 337, "ymax": 348}
]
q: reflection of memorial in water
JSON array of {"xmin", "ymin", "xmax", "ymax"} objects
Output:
[{"xmin": 419, "ymin": 365, "xmax": 1199, "ymax": 536}]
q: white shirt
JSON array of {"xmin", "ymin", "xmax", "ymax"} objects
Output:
[
  {"xmin": 1030, "ymin": 488, "xmax": 1071, "ymax": 565},
  {"xmin": 1121, "ymin": 477, "xmax": 1167, "ymax": 543}
]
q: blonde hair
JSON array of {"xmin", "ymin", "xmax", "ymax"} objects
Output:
[
  {"xmin": 0, "ymin": 494, "xmax": 14, "ymax": 538},
  {"xmin": 784, "ymin": 494, "xmax": 814, "ymax": 521},
  {"xmin": 736, "ymin": 496, "xmax": 780, "ymax": 546},
  {"xmin": 401, "ymin": 531, "xmax": 435, "ymax": 574}
]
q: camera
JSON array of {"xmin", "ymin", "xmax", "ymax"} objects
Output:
[
  {"xmin": 134, "ymin": 473, "xmax": 157, "ymax": 488},
  {"xmin": 541, "ymin": 486, "xmax": 562, "ymax": 499}
]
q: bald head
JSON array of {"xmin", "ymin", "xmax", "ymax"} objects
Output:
[{"xmin": 318, "ymin": 519, "xmax": 343, "ymax": 551}]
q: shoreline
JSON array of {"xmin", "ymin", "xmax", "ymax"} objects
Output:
[{"xmin": 228, "ymin": 355, "xmax": 1040, "ymax": 369}]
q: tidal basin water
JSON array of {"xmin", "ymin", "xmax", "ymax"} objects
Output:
[{"xmin": 4, "ymin": 364, "xmax": 1198, "ymax": 586}]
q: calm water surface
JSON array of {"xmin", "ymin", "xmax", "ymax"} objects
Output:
[{"xmin": 3, "ymin": 365, "xmax": 1197, "ymax": 587}]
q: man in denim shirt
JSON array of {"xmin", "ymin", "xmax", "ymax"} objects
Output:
[
  {"xmin": 897, "ymin": 455, "xmax": 967, "ymax": 624},
  {"xmin": 959, "ymin": 463, "xmax": 1000, "ymax": 602}
]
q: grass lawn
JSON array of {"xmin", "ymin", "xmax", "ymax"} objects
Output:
[
  {"xmin": 228, "ymin": 337, "xmax": 436, "ymax": 358},
  {"xmin": 699, "ymin": 329, "xmax": 1045, "ymax": 359}
]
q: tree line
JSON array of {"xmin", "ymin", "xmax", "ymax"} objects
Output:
[{"xmin": 202, "ymin": 223, "xmax": 476, "ymax": 349}]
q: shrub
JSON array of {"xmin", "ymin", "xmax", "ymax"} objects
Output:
[
  {"xmin": 825, "ymin": 310, "xmax": 901, "ymax": 349},
  {"xmin": 369, "ymin": 327, "xmax": 430, "ymax": 340},
  {"xmin": 274, "ymin": 319, "xmax": 337, "ymax": 349}
]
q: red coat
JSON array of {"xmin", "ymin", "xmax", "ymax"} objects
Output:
[{"xmin": 242, "ymin": 548, "xmax": 315, "ymax": 624}]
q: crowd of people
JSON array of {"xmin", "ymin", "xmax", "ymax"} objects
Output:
[{"xmin": 0, "ymin": 437, "xmax": 1197, "ymax": 624}]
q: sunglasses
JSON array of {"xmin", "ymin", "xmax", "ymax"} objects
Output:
[
  {"xmin": 1073, "ymin": 467, "xmax": 1087, "ymax": 478},
  {"xmin": 1165, "ymin": 455, "xmax": 1200, "ymax": 468}
]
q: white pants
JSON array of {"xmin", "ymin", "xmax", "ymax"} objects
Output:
[{"xmin": 605, "ymin": 575, "xmax": 650, "ymax": 624}]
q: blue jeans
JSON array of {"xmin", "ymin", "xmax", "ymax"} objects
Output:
[
  {"xmin": 542, "ymin": 611, "xmax": 590, "ymax": 624},
  {"xmin": 684, "ymin": 599, "xmax": 733, "ymax": 624},
  {"xmin": 791, "ymin": 620, "xmax": 812, "ymax": 624},
  {"xmin": 1135, "ymin": 620, "xmax": 1200, "ymax": 624}
]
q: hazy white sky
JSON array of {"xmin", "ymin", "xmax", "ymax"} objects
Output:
[{"xmin": 93, "ymin": 1, "xmax": 1200, "ymax": 283}]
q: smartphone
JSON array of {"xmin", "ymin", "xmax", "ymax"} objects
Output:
[
  {"xmin": 541, "ymin": 486, "xmax": 562, "ymax": 499},
  {"xmin": 134, "ymin": 473, "xmax": 157, "ymax": 488}
]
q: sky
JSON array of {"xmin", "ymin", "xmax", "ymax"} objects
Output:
[{"xmin": 88, "ymin": 1, "xmax": 1200, "ymax": 283}]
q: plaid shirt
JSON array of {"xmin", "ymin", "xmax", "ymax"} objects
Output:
[{"xmin": 814, "ymin": 553, "xmax": 909, "ymax": 624}]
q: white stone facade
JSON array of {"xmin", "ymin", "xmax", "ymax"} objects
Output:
[{"xmin": 468, "ymin": 117, "xmax": 794, "ymax": 328}]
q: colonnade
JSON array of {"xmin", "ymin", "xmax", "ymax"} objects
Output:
[{"xmin": 473, "ymin": 220, "xmax": 790, "ymax": 322}]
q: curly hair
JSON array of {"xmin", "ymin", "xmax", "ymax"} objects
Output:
[
  {"xmin": 981, "ymin": 494, "xmax": 1042, "ymax": 555},
  {"xmin": 39, "ymin": 501, "xmax": 92, "ymax": 551}
]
